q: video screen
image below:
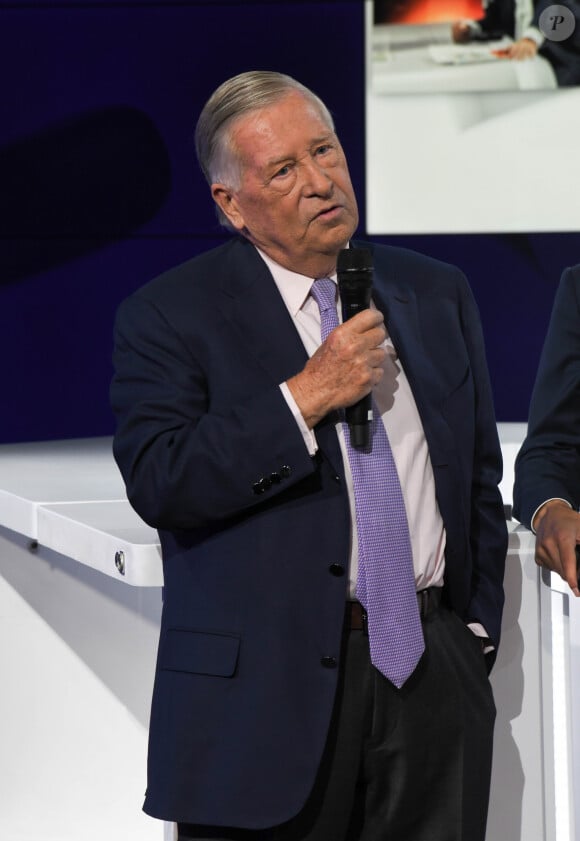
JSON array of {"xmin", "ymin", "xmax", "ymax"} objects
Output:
[
  {"xmin": 370, "ymin": 0, "xmax": 580, "ymax": 95},
  {"xmin": 365, "ymin": 0, "xmax": 580, "ymax": 233}
]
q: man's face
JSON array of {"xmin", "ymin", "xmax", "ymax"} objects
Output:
[{"xmin": 212, "ymin": 91, "xmax": 359, "ymax": 278}]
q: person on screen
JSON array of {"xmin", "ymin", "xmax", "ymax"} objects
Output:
[
  {"xmin": 452, "ymin": 0, "xmax": 543, "ymax": 59},
  {"xmin": 110, "ymin": 70, "xmax": 507, "ymax": 841},
  {"xmin": 513, "ymin": 266, "xmax": 580, "ymax": 597},
  {"xmin": 452, "ymin": 0, "xmax": 580, "ymax": 84}
]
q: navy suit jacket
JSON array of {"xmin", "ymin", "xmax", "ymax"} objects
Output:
[
  {"xmin": 513, "ymin": 265, "xmax": 580, "ymax": 527},
  {"xmin": 110, "ymin": 236, "xmax": 507, "ymax": 828}
]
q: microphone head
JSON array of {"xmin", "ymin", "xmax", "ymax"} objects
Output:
[
  {"xmin": 337, "ymin": 247, "xmax": 373, "ymax": 274},
  {"xmin": 337, "ymin": 247, "xmax": 373, "ymax": 319}
]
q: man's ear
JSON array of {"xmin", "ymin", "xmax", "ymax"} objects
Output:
[{"xmin": 211, "ymin": 184, "xmax": 245, "ymax": 231}]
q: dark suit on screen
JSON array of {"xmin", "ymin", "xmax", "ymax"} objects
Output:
[{"xmin": 110, "ymin": 236, "xmax": 506, "ymax": 830}]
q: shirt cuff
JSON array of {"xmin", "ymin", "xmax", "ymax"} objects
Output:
[
  {"xmin": 279, "ymin": 382, "xmax": 318, "ymax": 456},
  {"xmin": 468, "ymin": 622, "xmax": 494, "ymax": 654},
  {"xmin": 530, "ymin": 498, "xmax": 573, "ymax": 534},
  {"xmin": 460, "ymin": 19, "xmax": 482, "ymax": 35},
  {"xmin": 522, "ymin": 26, "xmax": 544, "ymax": 47}
]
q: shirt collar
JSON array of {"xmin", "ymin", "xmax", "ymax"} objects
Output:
[{"xmin": 255, "ymin": 246, "xmax": 338, "ymax": 317}]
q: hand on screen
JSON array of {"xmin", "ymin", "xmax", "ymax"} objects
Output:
[
  {"xmin": 451, "ymin": 21, "xmax": 472, "ymax": 43},
  {"xmin": 495, "ymin": 38, "xmax": 538, "ymax": 60}
]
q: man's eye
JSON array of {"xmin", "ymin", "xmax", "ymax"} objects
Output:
[
  {"xmin": 274, "ymin": 165, "xmax": 291, "ymax": 178},
  {"xmin": 315, "ymin": 144, "xmax": 332, "ymax": 155}
]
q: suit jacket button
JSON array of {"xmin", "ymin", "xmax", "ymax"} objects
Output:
[
  {"xmin": 329, "ymin": 563, "xmax": 345, "ymax": 577},
  {"xmin": 279, "ymin": 465, "xmax": 292, "ymax": 478},
  {"xmin": 321, "ymin": 656, "xmax": 337, "ymax": 668},
  {"xmin": 269, "ymin": 472, "xmax": 281, "ymax": 484},
  {"xmin": 252, "ymin": 479, "xmax": 267, "ymax": 495}
]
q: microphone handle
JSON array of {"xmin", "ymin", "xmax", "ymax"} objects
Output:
[
  {"xmin": 346, "ymin": 394, "xmax": 372, "ymax": 448},
  {"xmin": 337, "ymin": 248, "xmax": 374, "ymax": 449}
]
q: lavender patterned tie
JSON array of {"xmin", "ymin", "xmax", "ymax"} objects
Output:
[{"xmin": 310, "ymin": 278, "xmax": 424, "ymax": 688}]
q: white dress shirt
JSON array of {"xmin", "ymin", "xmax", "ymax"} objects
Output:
[{"xmin": 256, "ymin": 248, "xmax": 446, "ymax": 600}]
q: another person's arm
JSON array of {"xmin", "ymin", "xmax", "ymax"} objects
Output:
[{"xmin": 513, "ymin": 266, "xmax": 580, "ymax": 595}]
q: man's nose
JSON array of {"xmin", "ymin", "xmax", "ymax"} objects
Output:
[{"xmin": 301, "ymin": 159, "xmax": 333, "ymax": 196}]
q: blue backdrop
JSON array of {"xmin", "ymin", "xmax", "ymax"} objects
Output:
[{"xmin": 1, "ymin": 0, "xmax": 578, "ymax": 442}]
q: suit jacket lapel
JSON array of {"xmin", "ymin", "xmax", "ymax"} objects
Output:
[
  {"xmin": 371, "ymin": 262, "xmax": 454, "ymax": 470},
  {"xmin": 218, "ymin": 238, "xmax": 344, "ymax": 475},
  {"xmin": 218, "ymin": 239, "xmax": 308, "ymax": 383}
]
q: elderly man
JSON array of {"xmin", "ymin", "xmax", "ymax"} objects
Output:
[
  {"xmin": 513, "ymin": 265, "xmax": 580, "ymax": 596},
  {"xmin": 110, "ymin": 71, "xmax": 507, "ymax": 841}
]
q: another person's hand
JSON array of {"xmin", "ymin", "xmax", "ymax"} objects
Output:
[
  {"xmin": 452, "ymin": 21, "xmax": 472, "ymax": 43},
  {"xmin": 287, "ymin": 310, "xmax": 386, "ymax": 429},
  {"xmin": 533, "ymin": 500, "xmax": 580, "ymax": 596}
]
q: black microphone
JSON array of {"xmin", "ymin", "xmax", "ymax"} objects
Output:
[{"xmin": 337, "ymin": 247, "xmax": 374, "ymax": 449}]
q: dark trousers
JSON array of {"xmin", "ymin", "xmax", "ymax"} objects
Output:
[{"xmin": 179, "ymin": 604, "xmax": 496, "ymax": 841}]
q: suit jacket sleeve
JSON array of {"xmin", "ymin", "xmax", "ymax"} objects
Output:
[
  {"xmin": 478, "ymin": 0, "xmax": 517, "ymax": 37},
  {"xmin": 110, "ymin": 285, "xmax": 316, "ymax": 530},
  {"xmin": 513, "ymin": 265, "xmax": 580, "ymax": 528}
]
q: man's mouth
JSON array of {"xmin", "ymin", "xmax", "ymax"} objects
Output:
[{"xmin": 313, "ymin": 204, "xmax": 342, "ymax": 221}]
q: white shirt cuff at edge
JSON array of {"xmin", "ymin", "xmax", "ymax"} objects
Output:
[
  {"xmin": 461, "ymin": 19, "xmax": 482, "ymax": 35},
  {"xmin": 530, "ymin": 498, "xmax": 573, "ymax": 534},
  {"xmin": 468, "ymin": 622, "xmax": 494, "ymax": 654},
  {"xmin": 522, "ymin": 26, "xmax": 545, "ymax": 47},
  {"xmin": 279, "ymin": 382, "xmax": 318, "ymax": 456}
]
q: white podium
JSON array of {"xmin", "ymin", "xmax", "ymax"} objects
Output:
[
  {"xmin": 0, "ymin": 438, "xmax": 169, "ymax": 841},
  {"xmin": 0, "ymin": 428, "xmax": 578, "ymax": 841}
]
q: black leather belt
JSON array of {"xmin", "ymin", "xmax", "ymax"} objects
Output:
[{"xmin": 347, "ymin": 587, "xmax": 443, "ymax": 634}]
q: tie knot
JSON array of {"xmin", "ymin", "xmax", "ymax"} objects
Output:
[{"xmin": 310, "ymin": 278, "xmax": 337, "ymax": 313}]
